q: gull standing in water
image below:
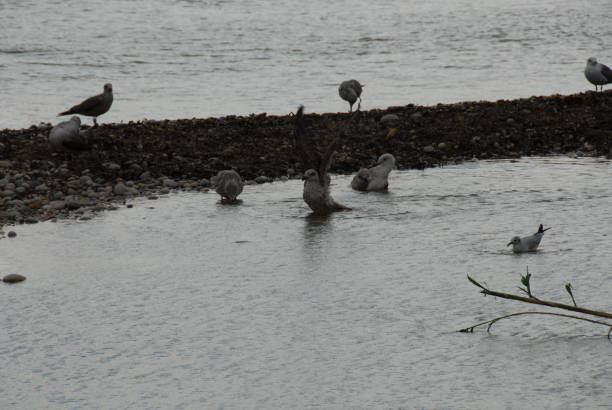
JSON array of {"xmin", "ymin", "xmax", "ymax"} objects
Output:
[
  {"xmin": 48, "ymin": 116, "xmax": 90, "ymax": 153},
  {"xmin": 351, "ymin": 153, "xmax": 396, "ymax": 191},
  {"xmin": 338, "ymin": 79, "xmax": 364, "ymax": 112},
  {"xmin": 584, "ymin": 58, "xmax": 612, "ymax": 91},
  {"xmin": 213, "ymin": 170, "xmax": 243, "ymax": 203},
  {"xmin": 59, "ymin": 83, "xmax": 113, "ymax": 126},
  {"xmin": 507, "ymin": 224, "xmax": 551, "ymax": 253},
  {"xmin": 294, "ymin": 105, "xmax": 349, "ymax": 214}
]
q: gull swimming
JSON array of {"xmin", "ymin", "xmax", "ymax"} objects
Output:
[
  {"xmin": 59, "ymin": 83, "xmax": 113, "ymax": 126},
  {"xmin": 294, "ymin": 105, "xmax": 349, "ymax": 214},
  {"xmin": 213, "ymin": 170, "xmax": 243, "ymax": 203},
  {"xmin": 48, "ymin": 116, "xmax": 89, "ymax": 152},
  {"xmin": 338, "ymin": 79, "xmax": 364, "ymax": 112},
  {"xmin": 351, "ymin": 153, "xmax": 396, "ymax": 191},
  {"xmin": 507, "ymin": 224, "xmax": 551, "ymax": 253},
  {"xmin": 584, "ymin": 58, "xmax": 612, "ymax": 91}
]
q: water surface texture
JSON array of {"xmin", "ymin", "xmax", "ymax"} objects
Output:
[
  {"xmin": 1, "ymin": 0, "xmax": 612, "ymax": 128},
  {"xmin": 2, "ymin": 157, "xmax": 612, "ymax": 409}
]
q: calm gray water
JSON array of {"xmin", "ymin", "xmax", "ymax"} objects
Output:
[
  {"xmin": 1, "ymin": 0, "xmax": 612, "ymax": 129},
  {"xmin": 1, "ymin": 157, "xmax": 612, "ymax": 409}
]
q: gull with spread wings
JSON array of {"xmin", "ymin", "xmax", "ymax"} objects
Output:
[{"xmin": 294, "ymin": 105, "xmax": 350, "ymax": 215}]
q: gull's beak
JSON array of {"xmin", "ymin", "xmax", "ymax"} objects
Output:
[
  {"xmin": 543, "ymin": 227, "xmax": 552, "ymax": 232},
  {"xmin": 506, "ymin": 241, "xmax": 512, "ymax": 246}
]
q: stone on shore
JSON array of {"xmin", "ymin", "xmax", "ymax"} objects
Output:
[{"xmin": 3, "ymin": 273, "xmax": 26, "ymax": 283}]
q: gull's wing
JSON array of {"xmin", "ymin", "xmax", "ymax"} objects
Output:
[
  {"xmin": 294, "ymin": 105, "xmax": 322, "ymax": 172},
  {"xmin": 60, "ymin": 92, "xmax": 105, "ymax": 116},
  {"xmin": 602, "ymin": 64, "xmax": 612, "ymax": 82}
]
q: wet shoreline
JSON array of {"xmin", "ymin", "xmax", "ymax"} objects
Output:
[{"xmin": 1, "ymin": 91, "xmax": 611, "ymax": 228}]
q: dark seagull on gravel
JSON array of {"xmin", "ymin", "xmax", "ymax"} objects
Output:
[
  {"xmin": 58, "ymin": 83, "xmax": 113, "ymax": 126},
  {"xmin": 584, "ymin": 57, "xmax": 612, "ymax": 91}
]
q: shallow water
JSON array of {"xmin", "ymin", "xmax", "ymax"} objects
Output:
[
  {"xmin": 1, "ymin": 156, "xmax": 612, "ymax": 409},
  {"xmin": 2, "ymin": 0, "xmax": 612, "ymax": 129}
]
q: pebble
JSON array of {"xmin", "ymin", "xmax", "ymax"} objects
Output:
[
  {"xmin": 199, "ymin": 178, "xmax": 211, "ymax": 187},
  {"xmin": 380, "ymin": 113, "xmax": 400, "ymax": 126},
  {"xmin": 113, "ymin": 183, "xmax": 129, "ymax": 196},
  {"xmin": 163, "ymin": 178, "xmax": 178, "ymax": 188},
  {"xmin": 423, "ymin": 145, "xmax": 435, "ymax": 153},
  {"xmin": 7, "ymin": 231, "xmax": 16, "ymax": 238},
  {"xmin": 254, "ymin": 176, "xmax": 269, "ymax": 184},
  {"xmin": 3, "ymin": 273, "xmax": 26, "ymax": 283}
]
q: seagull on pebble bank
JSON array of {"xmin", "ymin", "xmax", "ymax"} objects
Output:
[
  {"xmin": 58, "ymin": 83, "xmax": 113, "ymax": 127},
  {"xmin": 338, "ymin": 79, "xmax": 364, "ymax": 112},
  {"xmin": 351, "ymin": 153, "xmax": 396, "ymax": 192},
  {"xmin": 48, "ymin": 116, "xmax": 90, "ymax": 153},
  {"xmin": 584, "ymin": 57, "xmax": 612, "ymax": 91},
  {"xmin": 507, "ymin": 224, "xmax": 551, "ymax": 253}
]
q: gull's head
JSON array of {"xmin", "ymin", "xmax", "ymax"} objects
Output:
[
  {"xmin": 70, "ymin": 116, "xmax": 81, "ymax": 125},
  {"xmin": 104, "ymin": 83, "xmax": 113, "ymax": 93},
  {"xmin": 377, "ymin": 153, "xmax": 396, "ymax": 167},
  {"xmin": 507, "ymin": 236, "xmax": 521, "ymax": 247},
  {"xmin": 587, "ymin": 57, "xmax": 598, "ymax": 66},
  {"xmin": 302, "ymin": 169, "xmax": 319, "ymax": 182}
]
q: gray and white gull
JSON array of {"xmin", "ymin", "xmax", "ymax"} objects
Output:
[
  {"xmin": 294, "ymin": 105, "xmax": 349, "ymax": 214},
  {"xmin": 213, "ymin": 170, "xmax": 243, "ymax": 203},
  {"xmin": 338, "ymin": 79, "xmax": 364, "ymax": 112},
  {"xmin": 59, "ymin": 83, "xmax": 113, "ymax": 126},
  {"xmin": 351, "ymin": 153, "xmax": 396, "ymax": 191},
  {"xmin": 507, "ymin": 224, "xmax": 550, "ymax": 253},
  {"xmin": 48, "ymin": 116, "xmax": 89, "ymax": 152},
  {"xmin": 584, "ymin": 58, "xmax": 612, "ymax": 91}
]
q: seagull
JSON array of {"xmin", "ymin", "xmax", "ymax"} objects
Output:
[
  {"xmin": 338, "ymin": 79, "xmax": 364, "ymax": 112},
  {"xmin": 48, "ymin": 116, "xmax": 90, "ymax": 153},
  {"xmin": 350, "ymin": 153, "xmax": 396, "ymax": 191},
  {"xmin": 507, "ymin": 224, "xmax": 551, "ymax": 253},
  {"xmin": 584, "ymin": 58, "xmax": 612, "ymax": 91},
  {"xmin": 294, "ymin": 105, "xmax": 349, "ymax": 214},
  {"xmin": 213, "ymin": 170, "xmax": 243, "ymax": 203},
  {"xmin": 58, "ymin": 83, "xmax": 113, "ymax": 126}
]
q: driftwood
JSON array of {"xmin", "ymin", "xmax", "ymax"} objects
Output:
[{"xmin": 459, "ymin": 273, "xmax": 612, "ymax": 337}]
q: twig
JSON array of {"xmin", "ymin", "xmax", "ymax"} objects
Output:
[
  {"xmin": 466, "ymin": 275, "xmax": 612, "ymax": 320},
  {"xmin": 458, "ymin": 311, "xmax": 612, "ymax": 338}
]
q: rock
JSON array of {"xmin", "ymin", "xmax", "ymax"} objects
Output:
[
  {"xmin": 437, "ymin": 142, "xmax": 447, "ymax": 150},
  {"xmin": 34, "ymin": 184, "xmax": 48, "ymax": 192},
  {"xmin": 126, "ymin": 204, "xmax": 133, "ymax": 208},
  {"xmin": 113, "ymin": 182, "xmax": 129, "ymax": 196},
  {"xmin": 423, "ymin": 145, "xmax": 435, "ymax": 153},
  {"xmin": 199, "ymin": 178, "xmax": 211, "ymax": 187},
  {"xmin": 79, "ymin": 175, "xmax": 94, "ymax": 186},
  {"xmin": 0, "ymin": 160, "xmax": 12, "ymax": 168},
  {"xmin": 584, "ymin": 142, "xmax": 594, "ymax": 151},
  {"xmin": 139, "ymin": 171, "xmax": 151, "ymax": 181},
  {"xmin": 254, "ymin": 176, "xmax": 269, "ymax": 184},
  {"xmin": 104, "ymin": 162, "xmax": 121, "ymax": 171},
  {"xmin": 410, "ymin": 112, "xmax": 423, "ymax": 121},
  {"xmin": 7, "ymin": 231, "xmax": 16, "ymax": 238},
  {"xmin": 147, "ymin": 195, "xmax": 159, "ymax": 200},
  {"xmin": 163, "ymin": 178, "xmax": 178, "ymax": 188},
  {"xmin": 3, "ymin": 274, "xmax": 26, "ymax": 283},
  {"xmin": 49, "ymin": 200, "xmax": 66, "ymax": 210},
  {"xmin": 380, "ymin": 113, "xmax": 400, "ymax": 126}
]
